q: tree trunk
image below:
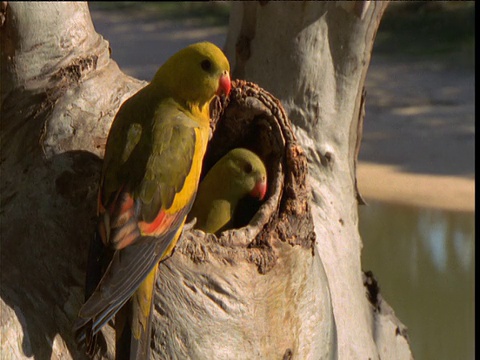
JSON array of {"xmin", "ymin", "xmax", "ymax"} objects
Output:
[
  {"xmin": 1, "ymin": 1, "xmax": 412, "ymax": 359},
  {"xmin": 1, "ymin": 2, "xmax": 144, "ymax": 359},
  {"xmin": 150, "ymin": 80, "xmax": 335, "ymax": 359},
  {"xmin": 224, "ymin": 2, "xmax": 412, "ymax": 359}
]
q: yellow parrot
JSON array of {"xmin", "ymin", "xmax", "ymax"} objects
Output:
[
  {"xmin": 74, "ymin": 42, "xmax": 230, "ymax": 359},
  {"xmin": 189, "ymin": 148, "xmax": 267, "ymax": 234}
]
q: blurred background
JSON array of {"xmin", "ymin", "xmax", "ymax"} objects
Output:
[{"xmin": 88, "ymin": 2, "xmax": 475, "ymax": 359}]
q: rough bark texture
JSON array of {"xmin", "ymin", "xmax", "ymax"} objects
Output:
[
  {"xmin": 1, "ymin": 2, "xmax": 144, "ymax": 359},
  {"xmin": 224, "ymin": 2, "xmax": 412, "ymax": 359},
  {"xmin": 150, "ymin": 80, "xmax": 335, "ymax": 359},
  {"xmin": 1, "ymin": 2, "xmax": 336, "ymax": 359}
]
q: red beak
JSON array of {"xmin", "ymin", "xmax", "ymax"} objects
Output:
[
  {"xmin": 250, "ymin": 178, "xmax": 267, "ymax": 201},
  {"xmin": 217, "ymin": 71, "xmax": 231, "ymax": 96}
]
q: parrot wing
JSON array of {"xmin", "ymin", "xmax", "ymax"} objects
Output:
[
  {"xmin": 75, "ymin": 103, "xmax": 201, "ymax": 346},
  {"xmin": 74, "ymin": 41, "xmax": 231, "ymax": 357},
  {"xmin": 99, "ymin": 102, "xmax": 199, "ymax": 248},
  {"xmin": 74, "ymin": 230, "xmax": 179, "ymax": 342}
]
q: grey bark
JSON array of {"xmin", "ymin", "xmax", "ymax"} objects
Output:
[
  {"xmin": 0, "ymin": 1, "xmax": 412, "ymax": 360},
  {"xmin": 150, "ymin": 81, "xmax": 336, "ymax": 359},
  {"xmin": 224, "ymin": 2, "xmax": 412, "ymax": 359},
  {"xmin": 1, "ymin": 2, "xmax": 144, "ymax": 359}
]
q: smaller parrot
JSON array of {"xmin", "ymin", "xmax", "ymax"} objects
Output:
[
  {"xmin": 74, "ymin": 42, "xmax": 231, "ymax": 359},
  {"xmin": 188, "ymin": 148, "xmax": 267, "ymax": 234}
]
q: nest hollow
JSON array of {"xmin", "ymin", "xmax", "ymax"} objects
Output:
[{"xmin": 179, "ymin": 80, "xmax": 315, "ymax": 274}]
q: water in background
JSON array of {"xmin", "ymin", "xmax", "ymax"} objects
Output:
[{"xmin": 359, "ymin": 201, "xmax": 474, "ymax": 360}]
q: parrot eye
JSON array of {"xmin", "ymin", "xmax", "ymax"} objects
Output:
[
  {"xmin": 243, "ymin": 162, "xmax": 253, "ymax": 174},
  {"xmin": 201, "ymin": 59, "xmax": 212, "ymax": 72}
]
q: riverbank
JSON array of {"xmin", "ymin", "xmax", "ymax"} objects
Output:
[
  {"xmin": 357, "ymin": 163, "xmax": 474, "ymax": 213},
  {"xmin": 358, "ymin": 56, "xmax": 474, "ymax": 213},
  {"xmin": 89, "ymin": 4, "xmax": 475, "ymax": 214}
]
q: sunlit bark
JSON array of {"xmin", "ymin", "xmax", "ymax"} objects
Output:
[
  {"xmin": 224, "ymin": 2, "xmax": 412, "ymax": 359},
  {"xmin": 1, "ymin": 1, "xmax": 411, "ymax": 359}
]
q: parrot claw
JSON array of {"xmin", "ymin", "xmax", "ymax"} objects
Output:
[{"xmin": 183, "ymin": 217, "xmax": 197, "ymax": 232}]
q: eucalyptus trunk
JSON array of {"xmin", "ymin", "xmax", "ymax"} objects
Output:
[
  {"xmin": 223, "ymin": 2, "xmax": 412, "ymax": 359},
  {"xmin": 1, "ymin": 2, "xmax": 412, "ymax": 359}
]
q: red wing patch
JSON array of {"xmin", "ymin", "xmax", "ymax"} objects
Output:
[
  {"xmin": 97, "ymin": 187, "xmax": 183, "ymax": 250},
  {"xmin": 97, "ymin": 189, "xmax": 141, "ymax": 250},
  {"xmin": 138, "ymin": 209, "xmax": 177, "ymax": 236}
]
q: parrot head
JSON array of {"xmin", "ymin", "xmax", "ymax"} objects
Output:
[
  {"xmin": 220, "ymin": 148, "xmax": 267, "ymax": 201},
  {"xmin": 189, "ymin": 148, "xmax": 267, "ymax": 234},
  {"xmin": 152, "ymin": 42, "xmax": 231, "ymax": 109}
]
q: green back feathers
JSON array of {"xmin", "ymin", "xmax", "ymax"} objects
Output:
[
  {"xmin": 101, "ymin": 42, "xmax": 230, "ymax": 215},
  {"xmin": 77, "ymin": 42, "xmax": 232, "ymax": 359}
]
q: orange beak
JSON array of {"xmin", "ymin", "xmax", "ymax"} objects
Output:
[
  {"xmin": 250, "ymin": 177, "xmax": 267, "ymax": 201},
  {"xmin": 217, "ymin": 71, "xmax": 231, "ymax": 96}
]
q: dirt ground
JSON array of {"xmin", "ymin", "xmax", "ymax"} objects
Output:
[{"xmin": 89, "ymin": 7, "xmax": 475, "ymax": 213}]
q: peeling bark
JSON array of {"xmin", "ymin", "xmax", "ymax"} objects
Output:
[
  {"xmin": 151, "ymin": 80, "xmax": 335, "ymax": 359},
  {"xmin": 1, "ymin": 3, "xmax": 143, "ymax": 359},
  {"xmin": 224, "ymin": 2, "xmax": 412, "ymax": 359},
  {"xmin": 1, "ymin": 1, "xmax": 413, "ymax": 359},
  {"xmin": 1, "ymin": 3, "xmax": 335, "ymax": 359}
]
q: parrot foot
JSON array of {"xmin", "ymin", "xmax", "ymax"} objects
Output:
[{"xmin": 183, "ymin": 217, "xmax": 197, "ymax": 232}]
